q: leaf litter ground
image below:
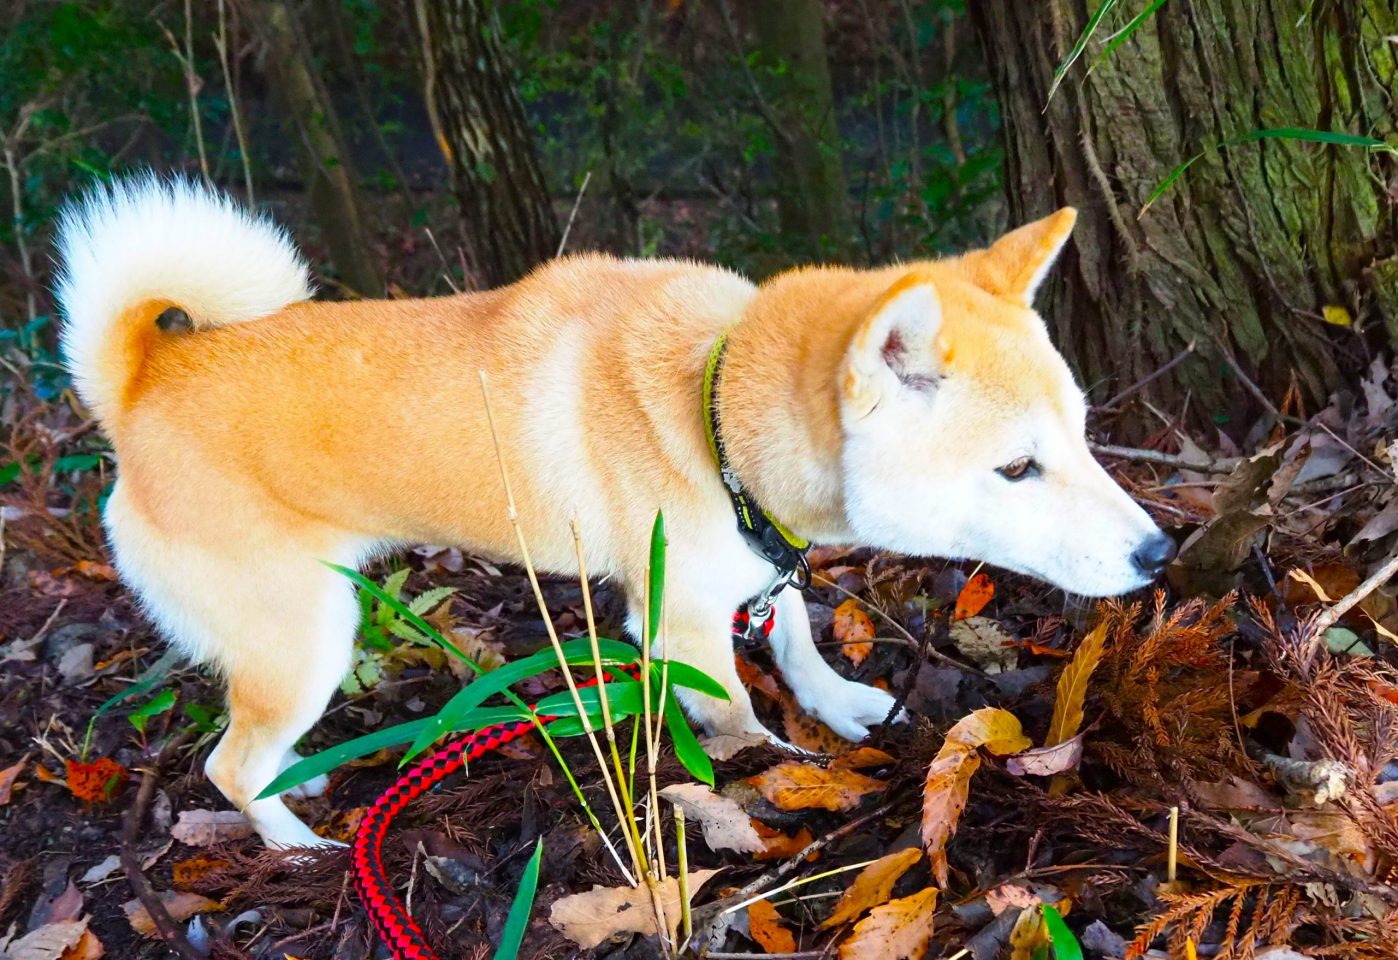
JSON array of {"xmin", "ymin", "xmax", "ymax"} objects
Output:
[{"xmin": 3, "ymin": 364, "xmax": 1398, "ymax": 959}]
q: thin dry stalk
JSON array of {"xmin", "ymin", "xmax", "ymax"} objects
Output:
[
  {"xmin": 674, "ymin": 804, "xmax": 693, "ymax": 950},
  {"xmin": 1167, "ymin": 806, "xmax": 1179, "ymax": 883},
  {"xmin": 161, "ymin": 0, "xmax": 210, "ymax": 183},
  {"xmin": 569, "ymin": 521, "xmax": 652, "ymax": 879},
  {"xmin": 476, "ymin": 371, "xmax": 637, "ymax": 886},
  {"xmin": 214, "ymin": 0, "xmax": 253, "ymax": 206}
]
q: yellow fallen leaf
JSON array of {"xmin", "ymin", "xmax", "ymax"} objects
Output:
[
  {"xmin": 548, "ymin": 869, "xmax": 721, "ymax": 949},
  {"xmin": 1009, "ymin": 904, "xmax": 1051, "ymax": 960},
  {"xmin": 838, "ymin": 885, "xmax": 937, "ymax": 960},
  {"xmin": 1287, "ymin": 567, "xmax": 1334, "ymax": 602},
  {"xmin": 834, "ymin": 598, "xmax": 875, "ymax": 665},
  {"xmin": 1046, "ymin": 622, "xmax": 1109, "ymax": 796},
  {"xmin": 821, "ymin": 847, "xmax": 922, "ymax": 929},
  {"xmin": 1322, "ymin": 305, "xmax": 1353, "ymax": 327},
  {"xmin": 922, "ymin": 708, "xmax": 1029, "ymax": 885},
  {"xmin": 749, "ymin": 761, "xmax": 886, "ymax": 812},
  {"xmin": 1045, "ymin": 623, "xmax": 1108, "ymax": 748},
  {"xmin": 748, "ymin": 899, "xmax": 797, "ymax": 952},
  {"xmin": 123, "ymin": 892, "xmax": 221, "ymax": 938}
]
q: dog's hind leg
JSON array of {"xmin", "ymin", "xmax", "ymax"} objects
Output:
[
  {"xmin": 104, "ymin": 483, "xmax": 358, "ymax": 848},
  {"xmin": 768, "ymin": 586, "xmax": 904, "ymax": 742}
]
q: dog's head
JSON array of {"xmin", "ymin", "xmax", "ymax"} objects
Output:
[{"xmin": 839, "ymin": 209, "xmax": 1172, "ymax": 596}]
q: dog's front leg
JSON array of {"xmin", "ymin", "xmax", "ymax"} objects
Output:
[
  {"xmin": 634, "ymin": 591, "xmax": 777, "ymax": 745},
  {"xmin": 769, "ymin": 587, "xmax": 905, "ymax": 741}
]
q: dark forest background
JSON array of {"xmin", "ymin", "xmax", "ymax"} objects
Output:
[{"xmin": 3, "ymin": 0, "xmax": 1396, "ymax": 434}]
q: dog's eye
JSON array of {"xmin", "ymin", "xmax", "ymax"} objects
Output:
[{"xmin": 997, "ymin": 457, "xmax": 1039, "ymax": 481}]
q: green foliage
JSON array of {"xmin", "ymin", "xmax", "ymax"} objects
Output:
[
  {"xmin": 496, "ymin": 838, "xmax": 544, "ymax": 960},
  {"xmin": 1042, "ymin": 904, "xmax": 1084, "ymax": 960},
  {"xmin": 127, "ymin": 687, "xmax": 177, "ymax": 734}
]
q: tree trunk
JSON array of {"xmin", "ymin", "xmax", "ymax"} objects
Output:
[
  {"xmin": 415, "ymin": 0, "xmax": 559, "ymax": 288},
  {"xmin": 749, "ymin": 0, "xmax": 854, "ymax": 258},
  {"xmin": 968, "ymin": 0, "xmax": 1398, "ymax": 425},
  {"xmin": 258, "ymin": 0, "xmax": 384, "ymax": 298}
]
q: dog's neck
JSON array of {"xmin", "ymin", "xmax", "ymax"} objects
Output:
[{"xmin": 715, "ymin": 268, "xmax": 888, "ymax": 546}]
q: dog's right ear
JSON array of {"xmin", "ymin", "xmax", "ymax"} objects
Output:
[{"xmin": 843, "ymin": 274, "xmax": 947, "ymax": 421}]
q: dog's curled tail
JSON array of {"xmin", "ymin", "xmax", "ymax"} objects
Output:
[{"xmin": 55, "ymin": 175, "xmax": 312, "ymax": 425}]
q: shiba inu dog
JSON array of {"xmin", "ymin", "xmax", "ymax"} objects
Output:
[{"xmin": 56, "ymin": 177, "xmax": 1172, "ymax": 848}]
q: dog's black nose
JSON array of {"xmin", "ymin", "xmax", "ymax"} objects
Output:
[{"xmin": 1132, "ymin": 533, "xmax": 1177, "ymax": 578}]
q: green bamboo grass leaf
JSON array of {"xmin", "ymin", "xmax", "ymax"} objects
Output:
[
  {"xmin": 495, "ymin": 838, "xmax": 544, "ymax": 960},
  {"xmin": 1047, "ymin": 0, "xmax": 1121, "ymax": 105},
  {"xmin": 647, "ymin": 511, "xmax": 666, "ymax": 644},
  {"xmin": 1141, "ymin": 127, "xmax": 1394, "ymax": 217},
  {"xmin": 1091, "ymin": 0, "xmax": 1169, "ymax": 71},
  {"xmin": 654, "ymin": 660, "xmax": 730, "ymax": 701},
  {"xmin": 664, "ymin": 690, "xmax": 714, "ymax": 786},
  {"xmin": 535, "ymin": 679, "xmax": 645, "ymax": 719},
  {"xmin": 257, "ymin": 706, "xmax": 531, "ymax": 799},
  {"xmin": 1043, "ymin": 904, "xmax": 1084, "ymax": 960},
  {"xmin": 403, "ymin": 637, "xmax": 641, "ymax": 762}
]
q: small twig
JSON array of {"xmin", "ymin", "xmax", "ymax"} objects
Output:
[
  {"xmin": 1099, "ymin": 339, "xmax": 1197, "ymax": 409},
  {"xmin": 555, "ymin": 170, "xmax": 592, "ymax": 258},
  {"xmin": 722, "ymin": 858, "xmax": 878, "ymax": 916},
  {"xmin": 812, "ymin": 574, "xmax": 979, "ymax": 674},
  {"xmin": 122, "ymin": 730, "xmax": 203, "ymax": 960},
  {"xmin": 214, "ymin": 0, "xmax": 253, "ymax": 207},
  {"xmin": 424, "ymin": 227, "xmax": 462, "ymax": 294},
  {"xmin": 1212, "ymin": 336, "xmax": 1301, "ymax": 426},
  {"xmin": 404, "ymin": 840, "xmax": 423, "ymax": 921},
  {"xmin": 1090, "ymin": 442, "xmax": 1241, "ymax": 474},
  {"xmin": 1307, "ymin": 550, "xmax": 1398, "ymax": 660},
  {"xmin": 1166, "ymin": 806, "xmax": 1179, "ymax": 883}
]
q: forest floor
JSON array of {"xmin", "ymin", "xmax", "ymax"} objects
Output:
[{"xmin": 2, "ymin": 359, "xmax": 1398, "ymax": 960}]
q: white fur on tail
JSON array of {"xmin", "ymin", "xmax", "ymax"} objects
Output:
[{"xmin": 55, "ymin": 175, "xmax": 312, "ymax": 420}]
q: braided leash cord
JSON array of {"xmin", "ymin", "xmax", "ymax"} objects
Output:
[{"xmin": 352, "ymin": 611, "xmax": 772, "ymax": 959}]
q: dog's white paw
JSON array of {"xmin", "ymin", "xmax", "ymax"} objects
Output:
[
  {"xmin": 281, "ymin": 772, "xmax": 329, "ymax": 801},
  {"xmin": 277, "ymin": 750, "xmax": 328, "ymax": 800},
  {"xmin": 811, "ymin": 679, "xmax": 906, "ymax": 743}
]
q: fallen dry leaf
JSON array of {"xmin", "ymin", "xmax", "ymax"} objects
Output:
[
  {"xmin": 65, "ymin": 758, "xmax": 128, "ymax": 805},
  {"xmin": 821, "ymin": 847, "xmax": 921, "ymax": 929},
  {"xmin": 659, "ymin": 783, "xmax": 765, "ymax": 855},
  {"xmin": 782, "ymin": 695, "xmax": 855, "ymax": 754},
  {"xmin": 949, "ymin": 617, "xmax": 1017, "ymax": 673},
  {"xmin": 1009, "ymin": 904, "xmax": 1051, "ymax": 960},
  {"xmin": 752, "ymin": 821, "xmax": 816, "ymax": 860},
  {"xmin": 1006, "ymin": 736, "xmax": 1083, "ymax": 777},
  {"xmin": 2, "ymin": 918, "xmax": 98, "ymax": 960},
  {"xmin": 1045, "ymin": 623, "xmax": 1108, "ymax": 748},
  {"xmin": 0, "ymin": 757, "xmax": 25, "ymax": 805},
  {"xmin": 834, "ymin": 599, "xmax": 875, "ymax": 665},
  {"xmin": 736, "ymin": 655, "xmax": 783, "ymax": 701},
  {"xmin": 123, "ymin": 892, "xmax": 221, "ymax": 938},
  {"xmin": 170, "ymin": 809, "xmax": 255, "ymax": 846},
  {"xmin": 748, "ymin": 899, "xmax": 797, "ymax": 952},
  {"xmin": 831, "ymin": 747, "xmax": 896, "ymax": 771},
  {"xmin": 954, "ymin": 572, "xmax": 995, "ymax": 620},
  {"xmin": 922, "ymin": 708, "xmax": 1029, "ymax": 885},
  {"xmin": 171, "ymin": 856, "xmax": 232, "ymax": 890},
  {"xmin": 986, "ymin": 883, "xmax": 1041, "ymax": 916},
  {"xmin": 750, "ymin": 761, "xmax": 886, "ymax": 812},
  {"xmin": 838, "ymin": 885, "xmax": 936, "ymax": 960},
  {"xmin": 548, "ymin": 869, "xmax": 721, "ymax": 949}
]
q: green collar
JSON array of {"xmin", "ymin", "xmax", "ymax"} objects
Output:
[{"xmin": 703, "ymin": 332, "xmax": 811, "ymax": 589}]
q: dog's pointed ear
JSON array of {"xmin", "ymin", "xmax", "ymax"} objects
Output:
[
  {"xmin": 843, "ymin": 275, "xmax": 946, "ymax": 420},
  {"xmin": 967, "ymin": 207, "xmax": 1077, "ymax": 304}
]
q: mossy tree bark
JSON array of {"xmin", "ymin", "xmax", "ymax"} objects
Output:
[
  {"xmin": 258, "ymin": 0, "xmax": 384, "ymax": 298},
  {"xmin": 968, "ymin": 0, "xmax": 1398, "ymax": 425},
  {"xmin": 415, "ymin": 0, "xmax": 559, "ymax": 288},
  {"xmin": 749, "ymin": 0, "xmax": 854, "ymax": 258}
]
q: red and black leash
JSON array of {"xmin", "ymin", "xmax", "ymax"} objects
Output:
[{"xmin": 351, "ymin": 611, "xmax": 772, "ymax": 959}]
